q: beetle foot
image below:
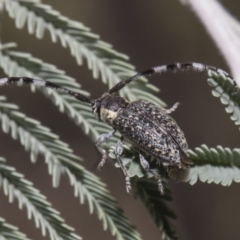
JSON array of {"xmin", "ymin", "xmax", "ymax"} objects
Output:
[
  {"xmin": 97, "ymin": 157, "xmax": 106, "ymax": 171},
  {"xmin": 125, "ymin": 176, "xmax": 132, "ymax": 195},
  {"xmin": 158, "ymin": 179, "xmax": 164, "ymax": 195}
]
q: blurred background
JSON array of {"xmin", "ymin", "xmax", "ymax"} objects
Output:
[{"xmin": 0, "ymin": 0, "xmax": 240, "ymax": 239}]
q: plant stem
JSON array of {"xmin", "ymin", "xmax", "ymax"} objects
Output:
[{"xmin": 181, "ymin": 0, "xmax": 240, "ymax": 86}]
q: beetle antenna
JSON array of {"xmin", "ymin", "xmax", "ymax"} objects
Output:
[
  {"xmin": 108, "ymin": 62, "xmax": 234, "ymax": 94},
  {"xmin": 0, "ymin": 77, "xmax": 93, "ymax": 104}
]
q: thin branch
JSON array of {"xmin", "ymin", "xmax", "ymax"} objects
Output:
[
  {"xmin": 0, "ymin": 1, "xmax": 3, "ymax": 48},
  {"xmin": 180, "ymin": 0, "xmax": 240, "ymax": 86}
]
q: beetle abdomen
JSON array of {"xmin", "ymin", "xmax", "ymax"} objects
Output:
[
  {"xmin": 113, "ymin": 107, "xmax": 181, "ymax": 165},
  {"xmin": 128, "ymin": 100, "xmax": 188, "ymax": 152}
]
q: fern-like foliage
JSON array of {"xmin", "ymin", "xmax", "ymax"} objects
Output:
[
  {"xmin": 207, "ymin": 70, "xmax": 240, "ymax": 128},
  {"xmin": 0, "ymin": 157, "xmax": 82, "ymax": 240},
  {"xmin": 3, "ymin": 0, "xmax": 164, "ymax": 105},
  {"xmin": 109, "ymin": 146, "xmax": 178, "ymax": 239},
  {"xmin": 188, "ymin": 145, "xmax": 240, "ymax": 185},
  {"xmin": 0, "ymin": 43, "xmax": 178, "ymax": 239},
  {"xmin": 62, "ymin": 162, "xmax": 142, "ymax": 240},
  {"xmin": 0, "ymin": 1, "xmax": 193, "ymax": 239},
  {"xmin": 0, "ymin": 44, "xmax": 178, "ymax": 238},
  {"xmin": 178, "ymin": 70, "xmax": 240, "ymax": 186},
  {"xmin": 0, "ymin": 217, "xmax": 30, "ymax": 240},
  {"xmin": 0, "ymin": 96, "xmax": 142, "ymax": 240},
  {"xmin": 0, "ymin": 43, "xmax": 101, "ymax": 140},
  {"xmin": 133, "ymin": 178, "xmax": 177, "ymax": 240},
  {"xmin": 1, "ymin": 1, "xmax": 240, "ymax": 239},
  {"xmin": 0, "ymin": 97, "xmax": 141, "ymax": 240},
  {"xmin": 0, "ymin": 94, "xmax": 80, "ymax": 185}
]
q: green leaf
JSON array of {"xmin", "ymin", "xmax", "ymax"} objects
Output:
[
  {"xmin": 188, "ymin": 145, "xmax": 240, "ymax": 185},
  {"xmin": 111, "ymin": 147, "xmax": 177, "ymax": 240},
  {"xmin": 0, "ymin": 157, "xmax": 82, "ymax": 240},
  {"xmin": 0, "ymin": 44, "xmax": 175, "ymax": 229},
  {"xmin": 3, "ymin": 0, "xmax": 165, "ymax": 106},
  {"xmin": 133, "ymin": 178, "xmax": 177, "ymax": 240},
  {"xmin": 207, "ymin": 70, "xmax": 240, "ymax": 128},
  {"xmin": 0, "ymin": 96, "xmax": 142, "ymax": 240},
  {"xmin": 0, "ymin": 43, "xmax": 104, "ymax": 140},
  {"xmin": 0, "ymin": 216, "xmax": 30, "ymax": 240},
  {"xmin": 62, "ymin": 160, "xmax": 142, "ymax": 240}
]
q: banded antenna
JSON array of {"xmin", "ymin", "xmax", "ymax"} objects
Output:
[
  {"xmin": 108, "ymin": 62, "xmax": 234, "ymax": 94},
  {"xmin": 0, "ymin": 62, "xmax": 234, "ymax": 102},
  {"xmin": 0, "ymin": 77, "xmax": 93, "ymax": 104}
]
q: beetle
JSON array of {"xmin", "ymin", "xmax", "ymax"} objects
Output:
[{"xmin": 0, "ymin": 62, "xmax": 233, "ymax": 194}]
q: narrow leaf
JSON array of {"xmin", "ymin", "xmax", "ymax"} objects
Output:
[
  {"xmin": 0, "ymin": 97, "xmax": 142, "ymax": 240},
  {"xmin": 0, "ymin": 216, "xmax": 30, "ymax": 240},
  {"xmin": 207, "ymin": 70, "xmax": 240, "ymax": 129},
  {"xmin": 0, "ymin": 157, "xmax": 82, "ymax": 240},
  {"xmin": 3, "ymin": 0, "xmax": 165, "ymax": 105},
  {"xmin": 188, "ymin": 145, "xmax": 240, "ymax": 186}
]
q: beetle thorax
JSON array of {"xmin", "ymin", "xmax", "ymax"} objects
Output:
[{"xmin": 99, "ymin": 95, "xmax": 128, "ymax": 125}]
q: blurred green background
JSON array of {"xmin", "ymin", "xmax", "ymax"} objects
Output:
[{"xmin": 0, "ymin": 0, "xmax": 240, "ymax": 239}]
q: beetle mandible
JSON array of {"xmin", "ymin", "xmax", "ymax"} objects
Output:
[{"xmin": 0, "ymin": 62, "xmax": 233, "ymax": 194}]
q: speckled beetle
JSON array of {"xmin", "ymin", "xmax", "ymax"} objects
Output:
[{"xmin": 0, "ymin": 62, "xmax": 233, "ymax": 194}]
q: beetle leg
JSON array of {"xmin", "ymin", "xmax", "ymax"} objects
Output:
[
  {"xmin": 115, "ymin": 137, "xmax": 132, "ymax": 194},
  {"xmin": 95, "ymin": 129, "xmax": 116, "ymax": 170},
  {"xmin": 139, "ymin": 153, "xmax": 164, "ymax": 194},
  {"xmin": 165, "ymin": 102, "xmax": 180, "ymax": 114}
]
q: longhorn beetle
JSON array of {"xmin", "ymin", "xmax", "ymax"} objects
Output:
[{"xmin": 0, "ymin": 62, "xmax": 233, "ymax": 194}]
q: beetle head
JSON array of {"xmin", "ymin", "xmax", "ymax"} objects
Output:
[{"xmin": 92, "ymin": 93, "xmax": 129, "ymax": 122}]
